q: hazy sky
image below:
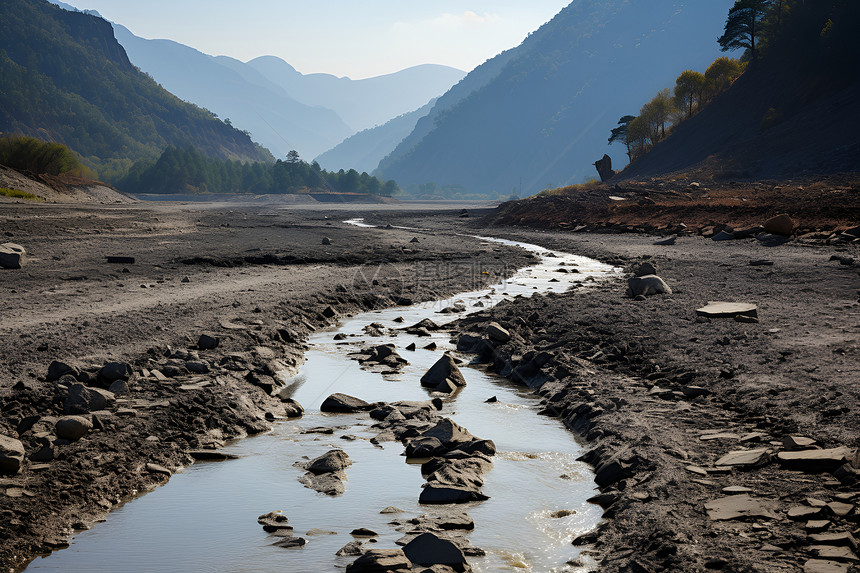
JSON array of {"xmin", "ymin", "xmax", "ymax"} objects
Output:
[{"xmin": 63, "ymin": 1, "xmax": 570, "ymax": 78}]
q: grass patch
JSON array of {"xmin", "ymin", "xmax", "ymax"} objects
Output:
[
  {"xmin": 537, "ymin": 179, "xmax": 601, "ymax": 197},
  {"xmin": 0, "ymin": 187, "xmax": 44, "ymax": 201}
]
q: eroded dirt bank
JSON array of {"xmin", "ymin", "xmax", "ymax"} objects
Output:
[{"xmin": 0, "ymin": 202, "xmax": 533, "ymax": 572}]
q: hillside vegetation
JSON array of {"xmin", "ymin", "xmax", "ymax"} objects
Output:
[
  {"xmin": 0, "ymin": 0, "xmax": 271, "ymax": 181},
  {"xmin": 615, "ymin": 0, "xmax": 860, "ymax": 180},
  {"xmin": 120, "ymin": 147, "xmax": 398, "ymax": 196},
  {"xmin": 0, "ymin": 135, "xmax": 89, "ymax": 178}
]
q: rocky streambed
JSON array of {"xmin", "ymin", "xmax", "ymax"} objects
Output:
[{"xmin": 19, "ymin": 230, "xmax": 616, "ymax": 572}]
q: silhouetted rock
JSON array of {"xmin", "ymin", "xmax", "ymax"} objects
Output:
[{"xmin": 594, "ymin": 154, "xmax": 615, "ymax": 182}]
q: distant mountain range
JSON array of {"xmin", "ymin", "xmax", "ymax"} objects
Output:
[
  {"xmin": 246, "ymin": 57, "xmax": 465, "ymax": 134},
  {"xmin": 48, "ymin": 0, "xmax": 465, "ymax": 163},
  {"xmin": 109, "ymin": 25, "xmax": 353, "ymax": 161},
  {"xmin": 0, "ymin": 0, "xmax": 270, "ymax": 175},
  {"xmin": 314, "ymin": 99, "xmax": 436, "ymax": 174},
  {"xmin": 376, "ymin": 0, "xmax": 735, "ymax": 196}
]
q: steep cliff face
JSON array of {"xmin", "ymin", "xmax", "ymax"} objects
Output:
[
  {"xmin": 375, "ymin": 0, "xmax": 732, "ymax": 196},
  {"xmin": 0, "ymin": 0, "xmax": 272, "ymax": 167},
  {"xmin": 59, "ymin": 7, "xmax": 133, "ymax": 70}
]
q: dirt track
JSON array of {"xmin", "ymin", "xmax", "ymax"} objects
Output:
[{"xmin": 1, "ymin": 201, "xmax": 858, "ymax": 573}]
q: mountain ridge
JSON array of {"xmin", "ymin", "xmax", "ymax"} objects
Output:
[
  {"xmin": 376, "ymin": 0, "xmax": 733, "ymax": 196},
  {"xmin": 314, "ymin": 100, "xmax": 436, "ymax": 174},
  {"xmin": 246, "ymin": 56, "xmax": 466, "ymax": 132}
]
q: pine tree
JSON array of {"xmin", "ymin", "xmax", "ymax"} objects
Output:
[{"xmin": 718, "ymin": 0, "xmax": 772, "ymax": 61}]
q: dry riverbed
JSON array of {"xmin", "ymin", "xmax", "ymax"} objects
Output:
[
  {"xmin": 1, "ymin": 201, "xmax": 858, "ymax": 573},
  {"xmin": 0, "ymin": 202, "xmax": 533, "ymax": 572}
]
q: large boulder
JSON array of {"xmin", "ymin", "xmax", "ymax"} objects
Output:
[
  {"xmin": 404, "ymin": 437, "xmax": 446, "ymax": 458},
  {"xmin": 279, "ymin": 397, "xmax": 304, "ymax": 418},
  {"xmin": 419, "ymin": 419, "xmax": 475, "ymax": 449},
  {"xmin": 402, "ymin": 533, "xmax": 469, "ymax": 572},
  {"xmin": 305, "ymin": 449, "xmax": 352, "ymax": 475},
  {"xmin": 361, "ymin": 345, "xmax": 408, "ymax": 369},
  {"xmin": 593, "ymin": 154, "xmax": 615, "ymax": 182},
  {"xmin": 98, "ymin": 362, "xmax": 132, "ymax": 386},
  {"xmin": 298, "ymin": 472, "xmax": 347, "ymax": 496},
  {"xmin": 420, "ymin": 355, "xmax": 466, "ymax": 392},
  {"xmin": 64, "ymin": 383, "xmax": 115, "ymax": 414},
  {"xmin": 632, "ymin": 261, "xmax": 657, "ymax": 277},
  {"xmin": 55, "ymin": 415, "xmax": 93, "ymax": 441},
  {"xmin": 626, "ymin": 275, "xmax": 672, "ymax": 297},
  {"xmin": 0, "ymin": 243, "xmax": 25, "ymax": 269},
  {"xmin": 0, "ymin": 435, "xmax": 25, "ymax": 475},
  {"xmin": 197, "ymin": 333, "xmax": 220, "ymax": 350},
  {"xmin": 346, "ymin": 549, "xmax": 412, "ymax": 572},
  {"xmin": 47, "ymin": 360, "xmax": 78, "ymax": 382},
  {"xmin": 419, "ymin": 483, "xmax": 489, "ymax": 504},
  {"xmin": 321, "ymin": 393, "xmax": 373, "ymax": 413},
  {"xmin": 763, "ymin": 213, "xmax": 795, "ymax": 236}
]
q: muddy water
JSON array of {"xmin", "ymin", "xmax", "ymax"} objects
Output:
[{"xmin": 27, "ymin": 227, "xmax": 616, "ymax": 572}]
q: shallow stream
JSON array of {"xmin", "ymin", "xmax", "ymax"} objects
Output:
[{"xmin": 27, "ymin": 224, "xmax": 616, "ymax": 572}]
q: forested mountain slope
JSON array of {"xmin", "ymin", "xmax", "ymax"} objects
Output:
[
  {"xmin": 616, "ymin": 0, "xmax": 860, "ymax": 180},
  {"xmin": 110, "ymin": 25, "xmax": 353, "ymax": 160},
  {"xmin": 0, "ymin": 0, "xmax": 271, "ymax": 176}
]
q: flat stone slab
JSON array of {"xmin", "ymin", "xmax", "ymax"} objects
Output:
[
  {"xmin": 715, "ymin": 448, "xmax": 771, "ymax": 468},
  {"xmin": 788, "ymin": 506, "xmax": 825, "ymax": 521},
  {"xmin": 804, "ymin": 560, "xmax": 849, "ymax": 573},
  {"xmin": 777, "ymin": 447, "xmax": 854, "ymax": 472},
  {"xmin": 783, "ymin": 435, "xmax": 817, "ymax": 450},
  {"xmin": 809, "ymin": 533, "xmax": 858, "ymax": 549},
  {"xmin": 722, "ymin": 486, "xmax": 754, "ymax": 494},
  {"xmin": 696, "ymin": 302, "xmax": 758, "ymax": 319},
  {"xmin": 705, "ymin": 494, "xmax": 777, "ymax": 521},
  {"xmin": 700, "ymin": 433, "xmax": 741, "ymax": 441},
  {"xmin": 827, "ymin": 502, "xmax": 854, "ymax": 517},
  {"xmin": 808, "ymin": 546, "xmax": 859, "ymax": 563}
]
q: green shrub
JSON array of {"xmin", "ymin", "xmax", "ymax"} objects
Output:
[
  {"xmin": 0, "ymin": 135, "xmax": 89, "ymax": 177},
  {"xmin": 0, "ymin": 187, "xmax": 44, "ymax": 201}
]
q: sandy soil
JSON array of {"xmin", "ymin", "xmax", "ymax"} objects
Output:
[{"xmin": 1, "ymin": 200, "xmax": 858, "ymax": 573}]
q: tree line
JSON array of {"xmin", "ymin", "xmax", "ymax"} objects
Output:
[
  {"xmin": 119, "ymin": 146, "xmax": 399, "ymax": 196},
  {"xmin": 608, "ymin": 0, "xmax": 858, "ymax": 164}
]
